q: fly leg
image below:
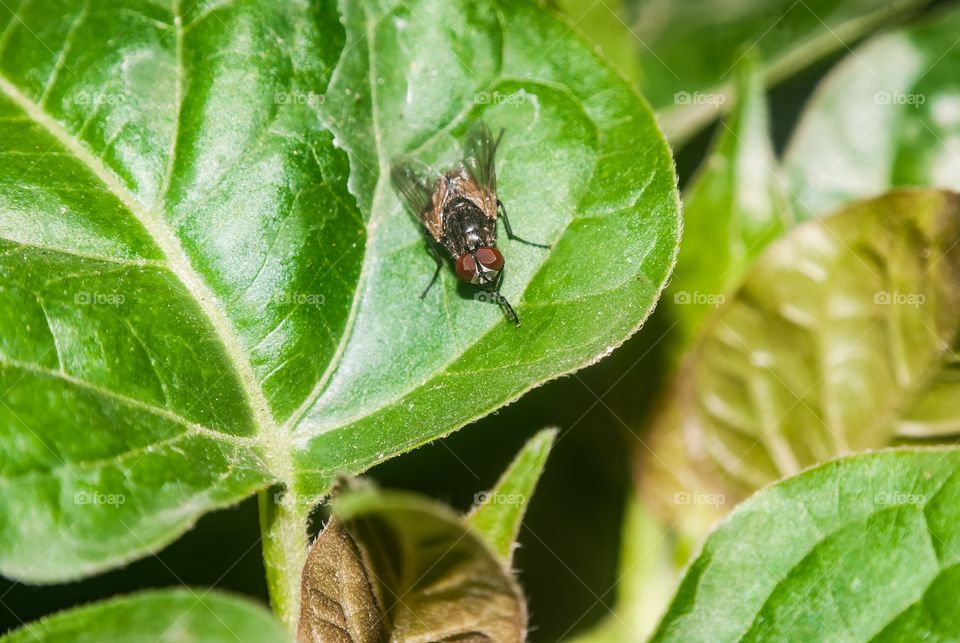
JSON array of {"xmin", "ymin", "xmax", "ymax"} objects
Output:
[
  {"xmin": 497, "ymin": 199, "xmax": 550, "ymax": 249},
  {"xmin": 420, "ymin": 235, "xmax": 444, "ymax": 299},
  {"xmin": 491, "ymin": 268, "xmax": 520, "ymax": 327}
]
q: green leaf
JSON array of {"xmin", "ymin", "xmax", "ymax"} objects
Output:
[
  {"xmin": 290, "ymin": 0, "xmax": 680, "ymax": 493},
  {"xmin": 298, "ymin": 517, "xmax": 382, "ymax": 643},
  {"xmin": 0, "ymin": 589, "xmax": 289, "ymax": 642},
  {"xmin": 667, "ymin": 57, "xmax": 789, "ymax": 350},
  {"xmin": 0, "ymin": 0, "xmax": 681, "ymax": 583},
  {"xmin": 467, "ymin": 427, "xmax": 556, "ymax": 563},
  {"xmin": 652, "ymin": 448, "xmax": 960, "ymax": 642},
  {"xmin": 642, "ymin": 190, "xmax": 960, "ymax": 513},
  {"xmin": 612, "ymin": 0, "xmax": 929, "ymax": 142},
  {"xmin": 785, "ymin": 4, "xmax": 960, "ymax": 219},
  {"xmin": 332, "ymin": 489, "xmax": 527, "ymax": 642}
]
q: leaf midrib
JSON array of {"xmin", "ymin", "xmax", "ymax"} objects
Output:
[
  {"xmin": 281, "ymin": 0, "xmax": 388, "ymax": 437},
  {"xmin": 0, "ymin": 72, "xmax": 289, "ymax": 480},
  {"xmin": 737, "ymin": 496, "xmax": 951, "ymax": 640},
  {"xmin": 657, "ymin": 452, "xmax": 959, "ymax": 641}
]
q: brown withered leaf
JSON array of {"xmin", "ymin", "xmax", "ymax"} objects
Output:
[
  {"xmin": 336, "ymin": 490, "xmax": 527, "ymax": 643},
  {"xmin": 298, "ymin": 517, "xmax": 383, "ymax": 643},
  {"xmin": 640, "ymin": 190, "xmax": 960, "ymax": 522}
]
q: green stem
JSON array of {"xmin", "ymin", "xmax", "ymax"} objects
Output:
[{"xmin": 258, "ymin": 484, "xmax": 310, "ymax": 634}]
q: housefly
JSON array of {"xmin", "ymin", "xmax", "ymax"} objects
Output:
[{"xmin": 390, "ymin": 121, "xmax": 548, "ymax": 327}]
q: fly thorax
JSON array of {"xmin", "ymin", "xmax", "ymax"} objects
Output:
[{"xmin": 464, "ymin": 227, "xmax": 483, "ymax": 249}]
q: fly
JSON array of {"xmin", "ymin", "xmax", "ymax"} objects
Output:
[{"xmin": 390, "ymin": 121, "xmax": 548, "ymax": 327}]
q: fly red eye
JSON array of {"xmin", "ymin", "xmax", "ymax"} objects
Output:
[
  {"xmin": 475, "ymin": 247, "xmax": 504, "ymax": 271},
  {"xmin": 455, "ymin": 253, "xmax": 478, "ymax": 282}
]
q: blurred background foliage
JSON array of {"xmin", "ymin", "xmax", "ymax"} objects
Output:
[{"xmin": 3, "ymin": 0, "xmax": 960, "ymax": 640}]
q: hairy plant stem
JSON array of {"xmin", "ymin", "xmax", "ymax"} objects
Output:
[{"xmin": 258, "ymin": 485, "xmax": 310, "ymax": 633}]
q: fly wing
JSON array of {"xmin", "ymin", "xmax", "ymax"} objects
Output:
[
  {"xmin": 390, "ymin": 157, "xmax": 444, "ymax": 240},
  {"xmin": 461, "ymin": 121, "xmax": 501, "ymax": 218}
]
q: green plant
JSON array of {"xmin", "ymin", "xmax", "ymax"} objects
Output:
[
  {"xmin": 0, "ymin": 0, "xmax": 680, "ymax": 639},
  {"xmin": 4, "ymin": 0, "xmax": 960, "ymax": 641}
]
